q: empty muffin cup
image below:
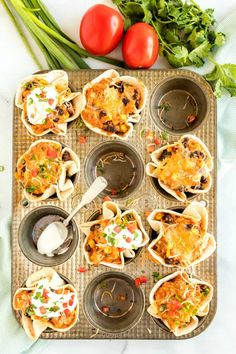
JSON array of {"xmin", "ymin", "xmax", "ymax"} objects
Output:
[
  {"xmin": 84, "ymin": 141, "xmax": 144, "ymax": 199},
  {"xmin": 86, "ymin": 209, "xmax": 143, "ymax": 265},
  {"xmin": 18, "ymin": 206, "xmax": 79, "ymax": 266},
  {"xmin": 149, "ymin": 75, "xmax": 209, "ymax": 135},
  {"xmin": 83, "ymin": 272, "xmax": 145, "ymax": 333}
]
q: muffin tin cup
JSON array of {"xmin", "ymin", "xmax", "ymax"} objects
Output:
[
  {"xmin": 84, "ymin": 140, "xmax": 145, "ymax": 200},
  {"xmin": 149, "ymin": 74, "xmax": 210, "ymax": 135},
  {"xmin": 83, "ymin": 272, "xmax": 145, "ymax": 334},
  {"xmin": 18, "ymin": 206, "xmax": 79, "ymax": 267}
]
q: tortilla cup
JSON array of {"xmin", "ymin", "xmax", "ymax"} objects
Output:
[
  {"xmin": 16, "ymin": 139, "xmax": 80, "ymax": 202},
  {"xmin": 81, "ymin": 69, "xmax": 148, "ymax": 140},
  {"xmin": 16, "ymin": 70, "xmax": 85, "ymax": 136},
  {"xmin": 146, "ymin": 135, "xmax": 213, "ymax": 201},
  {"xmin": 80, "ymin": 201, "xmax": 149, "ymax": 269},
  {"xmin": 147, "ymin": 271, "xmax": 213, "ymax": 336},
  {"xmin": 13, "ymin": 268, "xmax": 79, "ymax": 340},
  {"xmin": 147, "ymin": 202, "xmax": 216, "ymax": 268}
]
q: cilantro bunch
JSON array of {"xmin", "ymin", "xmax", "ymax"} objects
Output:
[{"xmin": 114, "ymin": 0, "xmax": 236, "ymax": 97}]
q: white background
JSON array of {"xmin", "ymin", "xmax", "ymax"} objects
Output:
[{"xmin": 0, "ymin": 0, "xmax": 236, "ymax": 353}]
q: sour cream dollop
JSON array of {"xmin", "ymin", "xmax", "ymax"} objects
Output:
[
  {"xmin": 37, "ymin": 222, "xmax": 67, "ymax": 257},
  {"xmin": 26, "ymin": 86, "xmax": 58, "ymax": 125},
  {"xmin": 103, "ymin": 223, "xmax": 143, "ymax": 250},
  {"xmin": 31, "ymin": 279, "xmax": 77, "ymax": 318}
]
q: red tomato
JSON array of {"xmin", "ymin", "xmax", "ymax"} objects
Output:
[
  {"xmin": 127, "ymin": 223, "xmax": 136, "ymax": 233},
  {"xmin": 77, "ymin": 266, "xmax": 86, "ymax": 273},
  {"xmin": 69, "ymin": 297, "xmax": 74, "ymax": 306},
  {"xmin": 80, "ymin": 4, "xmax": 124, "ymax": 55},
  {"xmin": 64, "ymin": 308, "xmax": 71, "ymax": 317},
  {"xmin": 31, "ymin": 167, "xmax": 38, "ymax": 177},
  {"xmin": 135, "ymin": 278, "xmax": 141, "ymax": 287},
  {"xmin": 46, "ymin": 148, "xmax": 57, "ymax": 159},
  {"xmin": 125, "ymin": 237, "xmax": 132, "ymax": 243},
  {"xmin": 114, "ymin": 226, "xmax": 121, "ymax": 233},
  {"xmin": 139, "ymin": 275, "xmax": 147, "ymax": 284},
  {"xmin": 167, "ymin": 300, "xmax": 182, "ymax": 312},
  {"xmin": 79, "ymin": 135, "xmax": 87, "ymax": 144},
  {"xmin": 39, "ymin": 306, "xmax": 46, "ymax": 315},
  {"xmin": 122, "ymin": 23, "xmax": 159, "ymax": 68},
  {"xmin": 63, "ymin": 303, "xmax": 68, "ymax": 308},
  {"xmin": 48, "ymin": 98, "xmax": 54, "ymax": 105}
]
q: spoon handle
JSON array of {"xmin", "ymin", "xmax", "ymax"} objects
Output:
[{"xmin": 63, "ymin": 176, "xmax": 107, "ymax": 226}]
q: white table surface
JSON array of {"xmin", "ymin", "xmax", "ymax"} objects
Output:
[{"xmin": 0, "ymin": 0, "xmax": 236, "ymax": 353}]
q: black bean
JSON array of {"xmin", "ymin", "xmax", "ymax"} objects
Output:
[
  {"xmin": 178, "ymin": 186, "xmax": 185, "ymax": 193},
  {"xmin": 132, "ymin": 89, "xmax": 138, "ymax": 100},
  {"xmin": 56, "ymin": 106, "xmax": 64, "ymax": 116},
  {"xmin": 186, "ymin": 224, "xmax": 193, "ymax": 230},
  {"xmin": 159, "ymin": 149, "xmax": 172, "ymax": 161},
  {"xmin": 62, "ymin": 151, "xmax": 71, "ymax": 161},
  {"xmin": 103, "ymin": 121, "xmax": 116, "ymax": 133},
  {"xmin": 162, "ymin": 213, "xmax": 174, "ymax": 224},
  {"xmin": 190, "ymin": 150, "xmax": 205, "ymax": 159},
  {"xmin": 200, "ymin": 176, "xmax": 208, "ymax": 184},
  {"xmin": 99, "ymin": 110, "xmax": 107, "ymax": 118},
  {"xmin": 182, "ymin": 137, "xmax": 189, "ymax": 148},
  {"xmin": 90, "ymin": 224, "xmax": 100, "ymax": 232},
  {"xmin": 135, "ymin": 99, "xmax": 140, "ymax": 109},
  {"xmin": 164, "ymin": 257, "xmax": 180, "ymax": 265},
  {"xmin": 86, "ymin": 245, "xmax": 91, "ymax": 252},
  {"xmin": 53, "ymin": 117, "xmax": 59, "ymax": 123},
  {"xmin": 110, "ymin": 81, "xmax": 124, "ymax": 93},
  {"xmin": 122, "ymin": 97, "xmax": 130, "ymax": 106}
]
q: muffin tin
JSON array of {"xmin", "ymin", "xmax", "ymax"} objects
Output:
[{"xmin": 11, "ymin": 69, "xmax": 217, "ymax": 339}]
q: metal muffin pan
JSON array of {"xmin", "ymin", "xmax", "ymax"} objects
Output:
[{"xmin": 11, "ymin": 69, "xmax": 217, "ymax": 339}]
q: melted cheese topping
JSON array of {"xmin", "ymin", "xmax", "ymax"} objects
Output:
[
  {"xmin": 82, "ymin": 79, "xmax": 142, "ymax": 136},
  {"xmin": 151, "ymin": 274, "xmax": 210, "ymax": 332},
  {"xmin": 152, "ymin": 212, "xmax": 205, "ymax": 267},
  {"xmin": 15, "ymin": 141, "xmax": 63, "ymax": 195},
  {"xmin": 85, "ymin": 214, "xmax": 143, "ymax": 265},
  {"xmin": 155, "ymin": 138, "xmax": 209, "ymax": 197}
]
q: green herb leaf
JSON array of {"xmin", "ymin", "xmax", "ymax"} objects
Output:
[
  {"xmin": 26, "ymin": 185, "xmax": 36, "ymax": 193},
  {"xmin": 153, "ymin": 272, "xmax": 162, "ymax": 282},
  {"xmin": 205, "ymin": 61, "xmax": 236, "ymax": 97},
  {"xmin": 0, "ymin": 165, "xmax": 5, "ymax": 172}
]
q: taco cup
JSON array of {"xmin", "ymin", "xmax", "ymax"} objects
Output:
[
  {"xmin": 146, "ymin": 135, "xmax": 213, "ymax": 201},
  {"xmin": 80, "ymin": 69, "xmax": 147, "ymax": 140},
  {"xmin": 15, "ymin": 139, "xmax": 80, "ymax": 202},
  {"xmin": 80, "ymin": 201, "xmax": 149, "ymax": 269},
  {"xmin": 147, "ymin": 202, "xmax": 216, "ymax": 268},
  {"xmin": 13, "ymin": 268, "xmax": 79, "ymax": 340},
  {"xmin": 147, "ymin": 271, "xmax": 213, "ymax": 336},
  {"xmin": 15, "ymin": 70, "xmax": 85, "ymax": 136}
]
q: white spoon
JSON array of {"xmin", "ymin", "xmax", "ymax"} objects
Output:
[{"xmin": 37, "ymin": 176, "xmax": 108, "ymax": 256}]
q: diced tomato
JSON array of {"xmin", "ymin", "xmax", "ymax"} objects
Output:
[
  {"xmin": 48, "ymin": 98, "xmax": 54, "ymax": 105},
  {"xmin": 79, "ymin": 135, "xmax": 87, "ymax": 144},
  {"xmin": 39, "ymin": 306, "xmax": 46, "ymax": 315},
  {"xmin": 69, "ymin": 296, "xmax": 74, "ymax": 306},
  {"xmin": 111, "ymin": 189, "xmax": 117, "ymax": 196},
  {"xmin": 167, "ymin": 300, "xmax": 182, "ymax": 312},
  {"xmin": 46, "ymin": 148, "xmax": 57, "ymax": 159},
  {"xmin": 40, "ymin": 91, "xmax": 46, "ymax": 98},
  {"xmin": 103, "ymin": 196, "xmax": 111, "ymax": 202},
  {"xmin": 118, "ymin": 247, "xmax": 125, "ymax": 252},
  {"xmin": 114, "ymin": 226, "xmax": 121, "ymax": 233},
  {"xmin": 31, "ymin": 167, "xmax": 38, "ymax": 177},
  {"xmin": 147, "ymin": 143, "xmax": 155, "ymax": 153},
  {"xmin": 125, "ymin": 237, "xmax": 132, "ymax": 243},
  {"xmin": 135, "ymin": 278, "xmax": 141, "ymax": 287},
  {"xmin": 145, "ymin": 130, "xmax": 154, "ymax": 140},
  {"xmin": 139, "ymin": 275, "xmax": 147, "ymax": 284},
  {"xmin": 64, "ymin": 308, "xmax": 71, "ymax": 317},
  {"xmin": 77, "ymin": 266, "xmax": 87, "ymax": 273},
  {"xmin": 63, "ymin": 303, "xmax": 68, "ymax": 308},
  {"xmin": 42, "ymin": 288, "xmax": 49, "ymax": 299},
  {"xmin": 153, "ymin": 137, "xmax": 161, "ymax": 146},
  {"xmin": 127, "ymin": 223, "xmax": 136, "ymax": 233}
]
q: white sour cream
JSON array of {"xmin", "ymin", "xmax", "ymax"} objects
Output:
[
  {"xmin": 31, "ymin": 279, "xmax": 76, "ymax": 318},
  {"xmin": 37, "ymin": 223, "xmax": 67, "ymax": 257},
  {"xmin": 26, "ymin": 86, "xmax": 58, "ymax": 125},
  {"xmin": 103, "ymin": 223, "xmax": 143, "ymax": 250}
]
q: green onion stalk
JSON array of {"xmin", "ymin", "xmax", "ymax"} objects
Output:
[{"xmin": 2, "ymin": 0, "xmax": 124, "ymax": 70}]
